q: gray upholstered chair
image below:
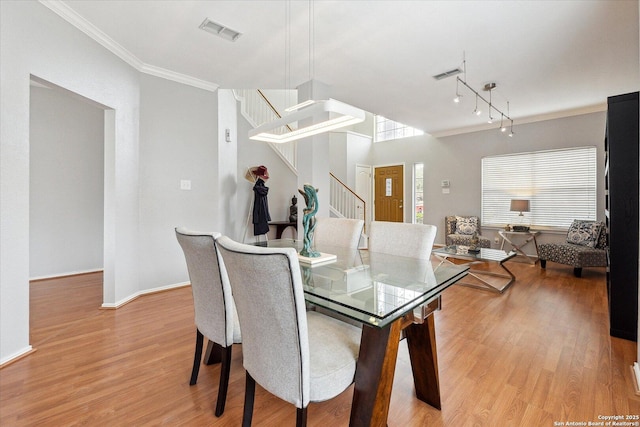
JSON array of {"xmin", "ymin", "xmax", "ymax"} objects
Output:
[
  {"xmin": 175, "ymin": 228, "xmax": 242, "ymax": 417},
  {"xmin": 538, "ymin": 220, "xmax": 608, "ymax": 277},
  {"xmin": 215, "ymin": 236, "xmax": 361, "ymax": 427},
  {"xmin": 313, "ymin": 217, "xmax": 364, "ymax": 249},
  {"xmin": 444, "ymin": 215, "xmax": 491, "ymax": 248},
  {"xmin": 368, "ymin": 221, "xmax": 437, "ymax": 259}
]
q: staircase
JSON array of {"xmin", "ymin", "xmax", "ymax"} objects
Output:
[
  {"xmin": 329, "ymin": 173, "xmax": 367, "ymax": 227},
  {"xmin": 235, "ymin": 89, "xmax": 365, "ymax": 224}
]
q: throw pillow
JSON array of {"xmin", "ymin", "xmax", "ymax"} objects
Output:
[
  {"xmin": 456, "ymin": 216, "xmax": 478, "ymax": 235},
  {"xmin": 566, "ymin": 220, "xmax": 603, "ymax": 248}
]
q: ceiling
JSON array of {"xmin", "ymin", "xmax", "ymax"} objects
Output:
[{"xmin": 50, "ymin": 0, "xmax": 639, "ymax": 137}]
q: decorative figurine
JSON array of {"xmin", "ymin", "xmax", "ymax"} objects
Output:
[
  {"xmin": 298, "ymin": 184, "xmax": 320, "ymax": 258},
  {"xmin": 289, "ymin": 194, "xmax": 298, "ymax": 223}
]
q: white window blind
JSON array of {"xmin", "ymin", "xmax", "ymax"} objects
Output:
[{"xmin": 481, "ymin": 147, "xmax": 597, "ymax": 229}]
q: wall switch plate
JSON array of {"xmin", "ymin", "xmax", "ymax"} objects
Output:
[{"xmin": 180, "ymin": 180, "xmax": 191, "ymax": 190}]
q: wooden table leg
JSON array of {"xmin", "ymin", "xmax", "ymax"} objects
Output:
[
  {"xmin": 404, "ymin": 314, "xmax": 441, "ymax": 409},
  {"xmin": 349, "ymin": 319, "xmax": 402, "ymax": 427}
]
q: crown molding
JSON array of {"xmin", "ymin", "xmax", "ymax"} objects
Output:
[
  {"xmin": 430, "ymin": 103, "xmax": 607, "ymax": 138},
  {"xmin": 39, "ymin": 1, "xmax": 219, "ymax": 93}
]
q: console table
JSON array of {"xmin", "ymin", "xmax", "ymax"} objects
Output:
[
  {"xmin": 499, "ymin": 230, "xmax": 539, "ymax": 264},
  {"xmin": 269, "ymin": 221, "xmax": 297, "ymax": 239}
]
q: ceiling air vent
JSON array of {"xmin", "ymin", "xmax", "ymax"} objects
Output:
[
  {"xmin": 432, "ymin": 67, "xmax": 463, "ymax": 80},
  {"xmin": 199, "ymin": 18, "xmax": 242, "ymax": 42}
]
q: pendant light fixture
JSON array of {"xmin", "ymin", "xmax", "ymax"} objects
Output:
[{"xmin": 249, "ymin": 0, "xmax": 364, "ymax": 143}]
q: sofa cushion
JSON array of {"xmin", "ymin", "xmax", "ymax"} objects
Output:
[
  {"xmin": 455, "ymin": 216, "xmax": 477, "ymax": 235},
  {"xmin": 566, "ymin": 220, "xmax": 603, "ymax": 248}
]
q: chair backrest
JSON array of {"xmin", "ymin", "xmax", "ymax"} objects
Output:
[
  {"xmin": 313, "ymin": 217, "xmax": 364, "ymax": 249},
  {"xmin": 445, "ymin": 215, "xmax": 481, "ymax": 235},
  {"xmin": 368, "ymin": 221, "xmax": 437, "ymax": 260},
  {"xmin": 175, "ymin": 227, "xmax": 237, "ymax": 347},
  {"xmin": 215, "ymin": 236, "xmax": 311, "ymax": 408},
  {"xmin": 565, "ymin": 220, "xmax": 608, "ymax": 249}
]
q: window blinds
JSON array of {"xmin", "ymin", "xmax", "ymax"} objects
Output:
[{"xmin": 481, "ymin": 147, "xmax": 597, "ymax": 229}]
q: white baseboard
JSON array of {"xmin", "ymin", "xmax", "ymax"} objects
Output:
[
  {"xmin": 0, "ymin": 345, "xmax": 34, "ymax": 367},
  {"xmin": 30, "ymin": 268, "xmax": 103, "ymax": 282},
  {"xmin": 101, "ymin": 281, "xmax": 190, "ymax": 309}
]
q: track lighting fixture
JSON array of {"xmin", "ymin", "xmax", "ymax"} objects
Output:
[
  {"xmin": 453, "ymin": 78, "xmax": 462, "ymax": 103},
  {"xmin": 473, "ymin": 94, "xmax": 481, "ymax": 115},
  {"xmin": 456, "ymin": 77, "xmax": 512, "ymax": 134},
  {"xmin": 438, "ymin": 54, "xmax": 514, "ymax": 136}
]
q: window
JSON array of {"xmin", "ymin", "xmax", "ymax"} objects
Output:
[
  {"xmin": 375, "ymin": 115, "xmax": 424, "ymax": 142},
  {"xmin": 481, "ymin": 147, "xmax": 597, "ymax": 229},
  {"xmin": 413, "ymin": 163, "xmax": 424, "ymax": 224}
]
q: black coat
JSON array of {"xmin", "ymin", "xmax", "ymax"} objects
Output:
[{"xmin": 252, "ymin": 178, "xmax": 271, "ymax": 235}]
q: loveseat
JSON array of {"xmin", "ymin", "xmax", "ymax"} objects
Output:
[
  {"xmin": 445, "ymin": 215, "xmax": 491, "ymax": 248},
  {"xmin": 538, "ymin": 220, "xmax": 607, "ymax": 277}
]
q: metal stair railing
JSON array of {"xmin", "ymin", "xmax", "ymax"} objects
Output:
[{"xmin": 329, "ymin": 173, "xmax": 366, "ymax": 229}]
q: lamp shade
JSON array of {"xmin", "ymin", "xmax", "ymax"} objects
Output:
[{"xmin": 510, "ymin": 199, "xmax": 530, "ymax": 214}]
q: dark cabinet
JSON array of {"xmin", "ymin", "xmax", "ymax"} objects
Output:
[{"xmin": 605, "ymin": 91, "xmax": 639, "ymax": 341}]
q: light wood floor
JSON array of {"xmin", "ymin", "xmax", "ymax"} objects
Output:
[{"xmin": 2, "ymin": 261, "xmax": 640, "ymax": 426}]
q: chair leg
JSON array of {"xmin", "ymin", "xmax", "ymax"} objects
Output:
[
  {"xmin": 190, "ymin": 329, "xmax": 204, "ymax": 385},
  {"xmin": 214, "ymin": 346, "xmax": 233, "ymax": 417},
  {"xmin": 573, "ymin": 267, "xmax": 582, "ymax": 277},
  {"xmin": 242, "ymin": 372, "xmax": 256, "ymax": 427},
  {"xmin": 296, "ymin": 407, "xmax": 308, "ymax": 427},
  {"xmin": 540, "ymin": 259, "xmax": 546, "ymax": 269}
]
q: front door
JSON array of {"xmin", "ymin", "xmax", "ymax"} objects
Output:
[{"xmin": 374, "ymin": 165, "xmax": 404, "ymax": 222}]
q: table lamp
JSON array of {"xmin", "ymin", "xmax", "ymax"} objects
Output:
[
  {"xmin": 510, "ymin": 199, "xmax": 530, "ymax": 231},
  {"xmin": 510, "ymin": 199, "xmax": 530, "ymax": 216}
]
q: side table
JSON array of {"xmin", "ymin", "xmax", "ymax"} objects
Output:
[{"xmin": 499, "ymin": 230, "xmax": 539, "ymax": 264}]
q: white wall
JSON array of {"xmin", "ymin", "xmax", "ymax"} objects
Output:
[
  {"xmin": 29, "ymin": 85, "xmax": 105, "ymax": 278},
  {"xmin": 372, "ymin": 111, "xmax": 607, "ymax": 246},
  {"xmin": 138, "ymin": 74, "xmax": 219, "ymax": 290}
]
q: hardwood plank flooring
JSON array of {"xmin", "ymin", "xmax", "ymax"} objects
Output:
[{"xmin": 1, "ymin": 261, "xmax": 639, "ymax": 426}]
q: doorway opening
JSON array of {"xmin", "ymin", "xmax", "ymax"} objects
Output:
[{"xmin": 29, "ymin": 75, "xmax": 113, "ymax": 342}]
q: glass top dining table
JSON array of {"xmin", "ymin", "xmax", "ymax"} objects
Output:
[
  {"xmin": 258, "ymin": 239, "xmax": 469, "ymax": 328},
  {"xmin": 248, "ymin": 239, "xmax": 470, "ymax": 426}
]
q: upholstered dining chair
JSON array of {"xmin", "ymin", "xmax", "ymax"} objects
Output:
[
  {"xmin": 368, "ymin": 221, "xmax": 437, "ymax": 260},
  {"xmin": 175, "ymin": 227, "xmax": 242, "ymax": 417},
  {"xmin": 215, "ymin": 236, "xmax": 361, "ymax": 427},
  {"xmin": 313, "ymin": 217, "xmax": 364, "ymax": 248}
]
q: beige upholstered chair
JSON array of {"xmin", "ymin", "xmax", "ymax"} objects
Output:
[
  {"xmin": 175, "ymin": 228, "xmax": 242, "ymax": 417},
  {"xmin": 313, "ymin": 217, "xmax": 364, "ymax": 248},
  {"xmin": 215, "ymin": 236, "xmax": 361, "ymax": 427},
  {"xmin": 368, "ymin": 221, "xmax": 437, "ymax": 259}
]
